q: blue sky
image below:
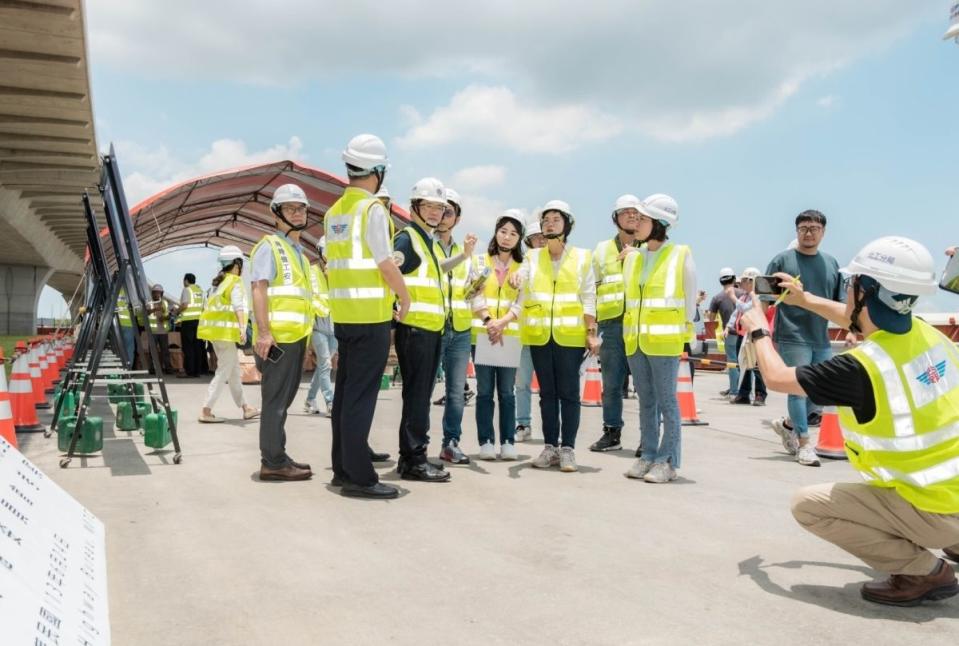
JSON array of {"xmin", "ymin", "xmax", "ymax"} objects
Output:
[{"xmin": 38, "ymin": 1, "xmax": 959, "ymax": 318}]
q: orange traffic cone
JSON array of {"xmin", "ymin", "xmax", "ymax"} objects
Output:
[
  {"xmin": 580, "ymin": 355, "xmax": 603, "ymax": 406},
  {"xmin": 678, "ymin": 353, "xmax": 707, "ymax": 426},
  {"xmin": 0, "ymin": 349, "xmax": 18, "ymax": 448},
  {"xmin": 530, "ymin": 371, "xmax": 540, "ymax": 394},
  {"xmin": 466, "ymin": 359, "xmax": 476, "ymax": 379},
  {"xmin": 27, "ymin": 345, "xmax": 49, "ymax": 409},
  {"xmin": 38, "ymin": 344, "xmax": 55, "ymax": 394},
  {"xmin": 815, "ymin": 406, "xmax": 847, "ymax": 460},
  {"xmin": 10, "ymin": 354, "xmax": 43, "ymax": 433}
]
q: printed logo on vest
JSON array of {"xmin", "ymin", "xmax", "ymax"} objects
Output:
[
  {"xmin": 917, "ymin": 361, "xmax": 947, "ymax": 386},
  {"xmin": 330, "ymin": 223, "xmax": 349, "ymax": 235},
  {"xmin": 903, "ymin": 344, "xmax": 956, "ymax": 409}
]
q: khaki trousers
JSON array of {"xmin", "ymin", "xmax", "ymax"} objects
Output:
[{"xmin": 791, "ymin": 482, "xmax": 959, "ymax": 575}]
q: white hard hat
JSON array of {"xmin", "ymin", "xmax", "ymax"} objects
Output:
[
  {"xmin": 719, "ymin": 267, "xmax": 736, "ymax": 280},
  {"xmin": 218, "ymin": 245, "xmax": 243, "ymax": 265},
  {"xmin": 375, "ymin": 185, "xmax": 390, "ymax": 200},
  {"xmin": 613, "ymin": 194, "xmax": 644, "ymax": 214},
  {"xmin": 496, "ymin": 209, "xmax": 526, "ymax": 238},
  {"xmin": 410, "ymin": 177, "xmax": 448, "ymax": 205},
  {"xmin": 446, "ymin": 188, "xmax": 462, "ymax": 209},
  {"xmin": 840, "ymin": 236, "xmax": 938, "ymax": 296},
  {"xmin": 642, "ymin": 193, "xmax": 678, "ymax": 227},
  {"xmin": 739, "ymin": 267, "xmax": 761, "ymax": 281},
  {"xmin": 945, "ymin": 2, "xmax": 959, "ymax": 41},
  {"xmin": 342, "ymin": 134, "xmax": 389, "ymax": 173},
  {"xmin": 270, "ymin": 183, "xmax": 308, "ymax": 213},
  {"xmin": 540, "ymin": 199, "xmax": 575, "ymax": 230},
  {"xmin": 524, "ymin": 213, "xmax": 542, "ymax": 239}
]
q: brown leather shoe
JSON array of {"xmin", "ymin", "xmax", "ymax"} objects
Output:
[
  {"xmin": 944, "ymin": 547, "xmax": 959, "ymax": 563},
  {"xmin": 290, "ymin": 460, "xmax": 311, "ymax": 471},
  {"xmin": 259, "ymin": 464, "xmax": 312, "ymax": 481},
  {"xmin": 860, "ymin": 559, "xmax": 959, "ymax": 606}
]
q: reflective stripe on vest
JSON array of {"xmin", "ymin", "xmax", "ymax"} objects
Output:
[
  {"xmin": 148, "ymin": 300, "xmax": 169, "ymax": 332},
  {"xmin": 840, "ymin": 320, "xmax": 959, "ymax": 514},
  {"xmin": 471, "ymin": 254, "xmax": 521, "ymax": 340},
  {"xmin": 520, "ymin": 247, "xmax": 589, "ymax": 348},
  {"xmin": 623, "ymin": 243, "xmax": 688, "ymax": 357},
  {"xmin": 594, "ymin": 239, "xmax": 627, "ymax": 321},
  {"xmin": 309, "ymin": 264, "xmax": 330, "ymax": 318},
  {"xmin": 198, "ymin": 274, "xmax": 243, "ymax": 343},
  {"xmin": 179, "ymin": 284, "xmax": 205, "ymax": 321},
  {"xmin": 434, "ymin": 240, "xmax": 472, "ymax": 332},
  {"xmin": 326, "ymin": 187, "xmax": 394, "ymax": 324},
  {"xmin": 116, "ymin": 290, "xmax": 133, "ymax": 327},
  {"xmin": 250, "ymin": 234, "xmax": 312, "ymax": 343},
  {"xmin": 401, "ymin": 227, "xmax": 447, "ymax": 332}
]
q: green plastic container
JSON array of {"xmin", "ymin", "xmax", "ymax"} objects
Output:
[
  {"xmin": 115, "ymin": 401, "xmax": 139, "ymax": 431},
  {"xmin": 144, "ymin": 409, "xmax": 177, "ymax": 449},
  {"xmin": 57, "ymin": 390, "xmax": 77, "ymax": 417},
  {"xmin": 380, "ymin": 374, "xmax": 391, "ymax": 390},
  {"xmin": 57, "ymin": 415, "xmax": 104, "ymax": 454},
  {"xmin": 135, "ymin": 402, "xmax": 153, "ymax": 429}
]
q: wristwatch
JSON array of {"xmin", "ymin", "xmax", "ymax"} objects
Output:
[{"xmin": 750, "ymin": 328, "xmax": 771, "ymax": 342}]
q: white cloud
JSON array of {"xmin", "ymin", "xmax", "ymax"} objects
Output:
[
  {"xmin": 396, "ymin": 85, "xmax": 622, "ymax": 153},
  {"xmin": 450, "ymin": 165, "xmax": 507, "ymax": 192},
  {"xmin": 112, "ymin": 136, "xmax": 305, "ymax": 204}
]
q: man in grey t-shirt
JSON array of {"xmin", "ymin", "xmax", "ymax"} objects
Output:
[{"xmin": 765, "ymin": 209, "xmax": 845, "ymax": 467}]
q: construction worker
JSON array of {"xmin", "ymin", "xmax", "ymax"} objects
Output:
[
  {"xmin": 145, "ymin": 284, "xmax": 173, "ymax": 374},
  {"xmin": 707, "ymin": 267, "xmax": 743, "ymax": 398},
  {"xmin": 514, "ymin": 213, "xmax": 546, "ymax": 442},
  {"xmin": 471, "ymin": 210, "xmax": 525, "ymax": 460},
  {"xmin": 432, "ymin": 187, "xmax": 478, "ymax": 465},
  {"xmin": 250, "ymin": 183, "xmax": 314, "ymax": 482},
  {"xmin": 115, "ymin": 287, "xmax": 137, "ymax": 369},
  {"xmin": 177, "ymin": 273, "xmax": 206, "ymax": 378},
  {"xmin": 589, "ymin": 194, "xmax": 642, "ymax": 453},
  {"xmin": 197, "ymin": 246, "xmax": 259, "ymax": 423},
  {"xmin": 326, "ymin": 134, "xmax": 409, "ymax": 499},
  {"xmin": 304, "ymin": 239, "xmax": 336, "ymax": 417},
  {"xmin": 391, "ymin": 177, "xmax": 451, "ymax": 483},
  {"xmin": 729, "ymin": 267, "xmax": 768, "ymax": 405},
  {"xmin": 740, "ymin": 236, "xmax": 959, "ymax": 607},
  {"xmin": 520, "ymin": 200, "xmax": 599, "ymax": 473},
  {"xmin": 623, "ymin": 194, "xmax": 698, "ymax": 484},
  {"xmin": 375, "ymin": 185, "xmax": 391, "ymax": 212}
]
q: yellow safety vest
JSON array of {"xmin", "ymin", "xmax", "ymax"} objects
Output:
[
  {"xmin": 179, "ymin": 284, "xmax": 205, "ymax": 321},
  {"xmin": 472, "ymin": 254, "xmax": 521, "ymax": 341},
  {"xmin": 198, "ymin": 274, "xmax": 243, "ymax": 343},
  {"xmin": 623, "ymin": 243, "xmax": 689, "ymax": 357},
  {"xmin": 400, "ymin": 226, "xmax": 447, "ymax": 332},
  {"xmin": 326, "ymin": 187, "xmax": 394, "ymax": 324},
  {"xmin": 434, "ymin": 239, "xmax": 472, "ymax": 332},
  {"xmin": 250, "ymin": 234, "xmax": 312, "ymax": 344},
  {"xmin": 594, "ymin": 238, "xmax": 629, "ymax": 321},
  {"xmin": 520, "ymin": 247, "xmax": 590, "ymax": 348},
  {"xmin": 309, "ymin": 264, "xmax": 330, "ymax": 318},
  {"xmin": 116, "ymin": 289, "xmax": 133, "ymax": 328},
  {"xmin": 840, "ymin": 319, "xmax": 959, "ymax": 514},
  {"xmin": 147, "ymin": 300, "xmax": 170, "ymax": 332}
]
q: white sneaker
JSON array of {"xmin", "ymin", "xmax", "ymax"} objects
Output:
[
  {"xmin": 479, "ymin": 441, "xmax": 497, "ymax": 461},
  {"xmin": 643, "ymin": 462, "xmax": 677, "ymax": 483},
  {"xmin": 559, "ymin": 447, "xmax": 578, "ymax": 472},
  {"xmin": 797, "ymin": 444, "xmax": 821, "ymax": 467},
  {"xmin": 500, "ymin": 442, "xmax": 518, "ymax": 461},
  {"xmin": 772, "ymin": 417, "xmax": 800, "ymax": 455},
  {"xmin": 626, "ymin": 458, "xmax": 653, "ymax": 479},
  {"xmin": 532, "ymin": 445, "xmax": 560, "ymax": 468},
  {"xmin": 303, "ymin": 399, "xmax": 320, "ymax": 414},
  {"xmin": 515, "ymin": 425, "xmax": 532, "ymax": 442}
]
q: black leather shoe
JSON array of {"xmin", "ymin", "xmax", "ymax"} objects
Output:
[
  {"xmin": 635, "ymin": 446, "xmax": 643, "ymax": 458},
  {"xmin": 399, "ymin": 461, "xmax": 451, "ymax": 482},
  {"xmin": 341, "ymin": 482, "xmax": 399, "ymax": 499},
  {"xmin": 331, "ymin": 474, "xmax": 349, "ymax": 487},
  {"xmin": 369, "ymin": 447, "xmax": 391, "ymax": 462}
]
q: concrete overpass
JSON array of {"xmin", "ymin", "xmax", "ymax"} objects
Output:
[{"xmin": 0, "ymin": 0, "xmax": 100, "ymax": 334}]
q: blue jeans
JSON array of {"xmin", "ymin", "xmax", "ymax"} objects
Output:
[
  {"xmin": 120, "ymin": 325, "xmax": 136, "ymax": 369},
  {"xmin": 598, "ymin": 318, "xmax": 629, "ymax": 428},
  {"xmin": 438, "ymin": 323, "xmax": 471, "ymax": 446},
  {"xmin": 475, "ymin": 365, "xmax": 517, "ymax": 445},
  {"xmin": 530, "ymin": 340, "xmax": 582, "ymax": 448},
  {"xmin": 778, "ymin": 342, "xmax": 832, "ymax": 437},
  {"xmin": 515, "ymin": 345, "xmax": 534, "ymax": 427},
  {"xmin": 725, "ymin": 333, "xmax": 740, "ymax": 392},
  {"xmin": 627, "ymin": 350, "xmax": 682, "ymax": 467},
  {"xmin": 307, "ymin": 329, "xmax": 337, "ymax": 404}
]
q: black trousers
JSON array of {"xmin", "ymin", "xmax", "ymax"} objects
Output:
[
  {"xmin": 255, "ymin": 339, "xmax": 307, "ymax": 469},
  {"xmin": 331, "ymin": 322, "xmax": 391, "ymax": 487},
  {"xmin": 395, "ymin": 323, "xmax": 442, "ymax": 464},
  {"xmin": 180, "ymin": 320, "xmax": 201, "ymax": 376}
]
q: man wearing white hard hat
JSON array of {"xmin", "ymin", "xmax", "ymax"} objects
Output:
[
  {"xmin": 325, "ymin": 134, "xmax": 409, "ymax": 499},
  {"xmin": 514, "ymin": 212, "xmax": 547, "ymax": 443},
  {"xmin": 197, "ymin": 246, "xmax": 259, "ymax": 423},
  {"xmin": 588, "ymin": 195, "xmax": 642, "ymax": 454},
  {"xmin": 146, "ymin": 284, "xmax": 174, "ymax": 374},
  {"xmin": 250, "ymin": 182, "xmax": 315, "ymax": 482},
  {"xmin": 740, "ymin": 236, "xmax": 959, "ymax": 607},
  {"xmin": 707, "ymin": 267, "xmax": 743, "ymax": 398},
  {"xmin": 622, "ymin": 194, "xmax": 698, "ymax": 484}
]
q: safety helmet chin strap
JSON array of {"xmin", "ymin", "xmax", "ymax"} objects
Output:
[{"xmin": 274, "ymin": 206, "xmax": 308, "ymax": 232}]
